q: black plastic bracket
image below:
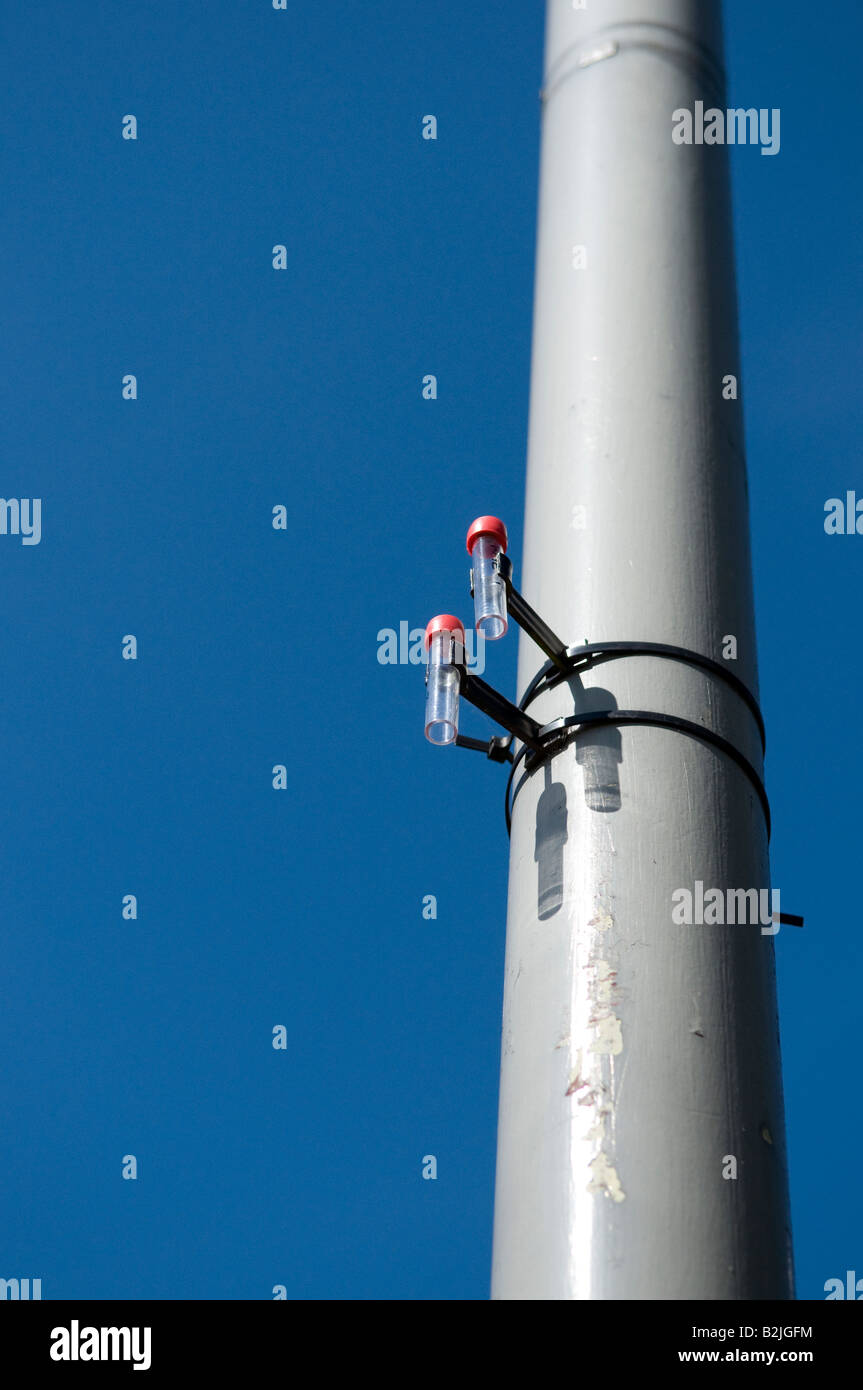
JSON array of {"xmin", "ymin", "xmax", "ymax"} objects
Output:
[
  {"xmin": 457, "ymin": 666, "xmax": 545, "ymax": 755},
  {"xmin": 455, "ymin": 733, "xmax": 514, "ymax": 764},
  {"xmin": 495, "ymin": 555, "xmax": 570, "ymax": 672}
]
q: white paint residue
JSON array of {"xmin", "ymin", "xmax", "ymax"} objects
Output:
[
  {"xmin": 595, "ymin": 959, "xmax": 615, "ymax": 1004},
  {"xmin": 589, "ymin": 1014, "xmax": 623, "ymax": 1056},
  {"xmin": 587, "ymin": 1152, "xmax": 626, "ymax": 1203},
  {"xmin": 566, "ymin": 1047, "xmax": 586, "ymax": 1097},
  {"xmin": 571, "ymin": 866, "xmax": 626, "ymax": 1207}
]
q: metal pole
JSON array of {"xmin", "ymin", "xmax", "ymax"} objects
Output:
[{"xmin": 491, "ymin": 0, "xmax": 793, "ymax": 1299}]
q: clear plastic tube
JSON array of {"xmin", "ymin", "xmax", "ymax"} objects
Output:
[
  {"xmin": 424, "ymin": 630, "xmax": 461, "ymax": 744},
  {"xmin": 472, "ymin": 533, "xmax": 508, "ymax": 640}
]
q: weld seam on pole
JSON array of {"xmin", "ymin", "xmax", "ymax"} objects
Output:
[{"xmin": 541, "ymin": 22, "xmax": 725, "ymax": 105}]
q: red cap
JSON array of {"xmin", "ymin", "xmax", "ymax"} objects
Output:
[
  {"xmin": 466, "ymin": 515, "xmax": 508, "ymax": 555},
  {"xmin": 424, "ymin": 614, "xmax": 465, "ymax": 650}
]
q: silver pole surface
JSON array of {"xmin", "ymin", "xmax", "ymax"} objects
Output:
[{"xmin": 491, "ymin": 0, "xmax": 793, "ymax": 1300}]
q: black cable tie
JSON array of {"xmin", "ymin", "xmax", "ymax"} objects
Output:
[
  {"xmin": 459, "ymin": 670, "xmax": 545, "ymax": 754},
  {"xmin": 519, "ymin": 641, "xmax": 766, "ymax": 752},
  {"xmin": 504, "ymin": 709, "xmax": 771, "ymax": 839},
  {"xmin": 443, "ymin": 630, "xmax": 771, "ymax": 840}
]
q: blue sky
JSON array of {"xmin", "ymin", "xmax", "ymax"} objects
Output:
[{"xmin": 1, "ymin": 0, "xmax": 860, "ymax": 1300}]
